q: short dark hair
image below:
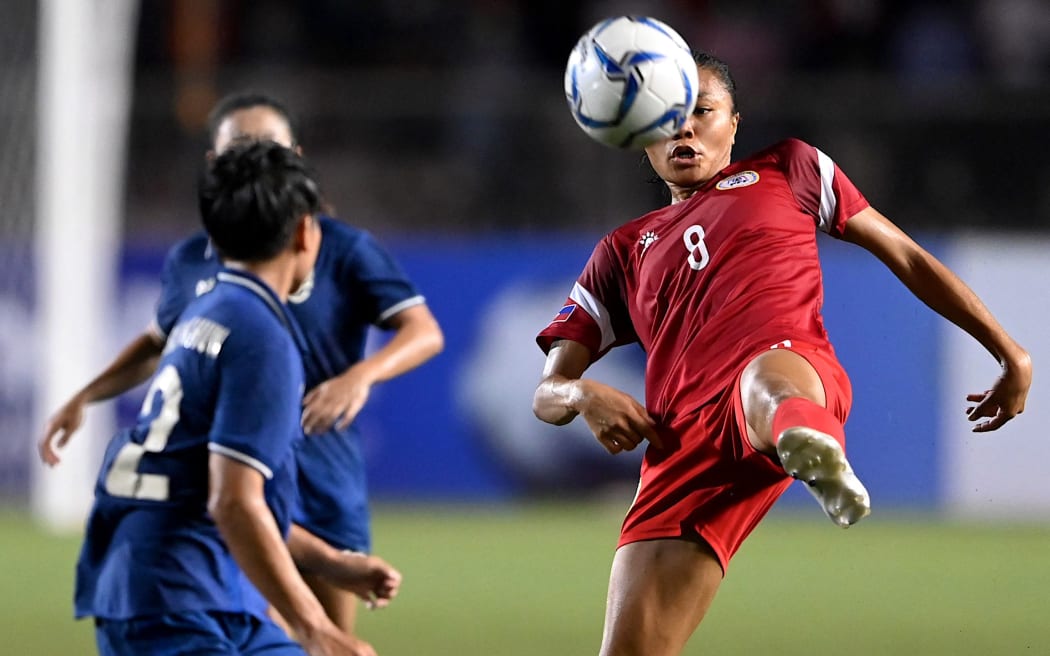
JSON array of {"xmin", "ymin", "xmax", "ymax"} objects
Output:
[
  {"xmin": 198, "ymin": 141, "xmax": 321, "ymax": 262},
  {"xmin": 693, "ymin": 51, "xmax": 738, "ymax": 114},
  {"xmin": 206, "ymin": 91, "xmax": 300, "ymax": 147}
]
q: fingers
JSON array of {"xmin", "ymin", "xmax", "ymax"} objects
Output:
[
  {"xmin": 599, "ymin": 436, "xmax": 625, "ymax": 454},
  {"xmin": 592, "ymin": 409, "xmax": 662, "ymax": 455},
  {"xmin": 302, "ymin": 383, "xmax": 367, "ymax": 434},
  {"xmin": 972, "ymin": 413, "xmax": 1011, "ymax": 433},
  {"xmin": 302, "ymin": 405, "xmax": 359, "ymax": 435},
  {"xmin": 968, "ymin": 399, "xmax": 1017, "ymax": 432},
  {"xmin": 597, "ymin": 423, "xmax": 661, "ymax": 454},
  {"xmin": 300, "ymin": 412, "xmax": 329, "ymax": 436},
  {"xmin": 636, "ymin": 416, "xmax": 663, "ymax": 449},
  {"xmin": 598, "ymin": 428, "xmax": 638, "ymax": 454},
  {"xmin": 38, "ymin": 422, "xmax": 70, "ymax": 467},
  {"xmin": 300, "ymin": 400, "xmax": 338, "ymax": 435},
  {"xmin": 965, "ymin": 389, "xmax": 1023, "ymax": 433},
  {"xmin": 360, "ymin": 580, "xmax": 397, "ymax": 610},
  {"xmin": 39, "ymin": 433, "xmax": 61, "ymax": 467}
]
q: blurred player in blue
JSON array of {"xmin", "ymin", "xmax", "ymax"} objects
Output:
[
  {"xmin": 40, "ymin": 92, "xmax": 444, "ymax": 637},
  {"xmin": 75, "ymin": 140, "xmax": 400, "ymax": 655}
]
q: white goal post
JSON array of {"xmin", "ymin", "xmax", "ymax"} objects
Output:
[{"xmin": 32, "ymin": 0, "xmax": 139, "ymax": 531}]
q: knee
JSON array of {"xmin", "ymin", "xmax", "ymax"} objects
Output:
[
  {"xmin": 740, "ymin": 369, "xmax": 812, "ymax": 432},
  {"xmin": 740, "ymin": 352, "xmax": 826, "ymax": 449}
]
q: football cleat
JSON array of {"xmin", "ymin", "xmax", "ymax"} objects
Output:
[{"xmin": 777, "ymin": 426, "xmax": 871, "ymax": 528}]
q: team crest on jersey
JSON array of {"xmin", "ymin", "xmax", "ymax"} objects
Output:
[
  {"xmin": 289, "ymin": 269, "xmax": 315, "ymax": 304},
  {"xmin": 638, "ymin": 230, "xmax": 659, "ymax": 256},
  {"xmin": 551, "ymin": 303, "xmax": 576, "ymax": 323},
  {"xmin": 715, "ymin": 170, "xmax": 759, "ymax": 190}
]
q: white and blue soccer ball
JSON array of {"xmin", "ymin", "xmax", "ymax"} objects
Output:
[{"xmin": 564, "ymin": 16, "xmax": 699, "ymax": 150}]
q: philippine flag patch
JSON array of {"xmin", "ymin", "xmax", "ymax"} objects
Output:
[{"xmin": 551, "ymin": 303, "xmax": 576, "ymax": 323}]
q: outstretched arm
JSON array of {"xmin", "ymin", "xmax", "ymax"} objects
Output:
[
  {"xmin": 841, "ymin": 206, "xmax": 1032, "ymax": 432},
  {"xmin": 533, "ymin": 339, "xmax": 662, "ymax": 453},
  {"xmin": 39, "ymin": 331, "xmax": 165, "ymax": 466},
  {"xmin": 301, "ymin": 304, "xmax": 444, "ymax": 434}
]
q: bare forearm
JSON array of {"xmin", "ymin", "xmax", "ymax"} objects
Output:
[
  {"xmin": 891, "ymin": 250, "xmax": 1027, "ymax": 365},
  {"xmin": 356, "ymin": 322, "xmax": 443, "ymax": 385},
  {"xmin": 287, "ymin": 523, "xmax": 341, "ymax": 576},
  {"xmin": 79, "ymin": 333, "xmax": 164, "ymax": 403},
  {"xmin": 211, "ymin": 498, "xmax": 328, "ymax": 636}
]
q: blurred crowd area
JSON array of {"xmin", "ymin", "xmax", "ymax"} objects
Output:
[{"xmin": 5, "ymin": 0, "xmax": 1050, "ymax": 240}]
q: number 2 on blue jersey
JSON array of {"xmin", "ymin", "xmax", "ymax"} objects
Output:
[{"xmin": 103, "ymin": 365, "xmax": 183, "ymax": 501}]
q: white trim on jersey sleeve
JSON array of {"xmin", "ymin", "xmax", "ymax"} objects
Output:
[
  {"xmin": 208, "ymin": 443, "xmax": 274, "ymax": 480},
  {"xmin": 816, "ymin": 147, "xmax": 837, "ymax": 233},
  {"xmin": 569, "ymin": 282, "xmax": 616, "ymax": 352},
  {"xmin": 376, "ymin": 295, "xmax": 426, "ymax": 324}
]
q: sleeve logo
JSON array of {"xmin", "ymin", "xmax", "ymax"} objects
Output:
[{"xmin": 715, "ymin": 170, "xmax": 759, "ymax": 190}]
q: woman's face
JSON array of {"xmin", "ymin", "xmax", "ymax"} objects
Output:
[{"xmin": 644, "ymin": 66, "xmax": 740, "ymax": 203}]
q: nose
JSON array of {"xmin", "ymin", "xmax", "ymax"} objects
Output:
[{"xmin": 673, "ymin": 115, "xmax": 696, "ymax": 141}]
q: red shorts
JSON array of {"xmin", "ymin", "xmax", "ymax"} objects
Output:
[{"xmin": 618, "ymin": 340, "xmax": 852, "ymax": 572}]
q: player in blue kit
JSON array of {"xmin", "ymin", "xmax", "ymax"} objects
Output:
[
  {"xmin": 76, "ymin": 141, "xmax": 400, "ymax": 655},
  {"xmin": 40, "ymin": 92, "xmax": 444, "ymax": 636}
]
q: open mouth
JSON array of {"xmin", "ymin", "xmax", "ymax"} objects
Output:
[{"xmin": 672, "ymin": 145, "xmax": 697, "ymax": 160}]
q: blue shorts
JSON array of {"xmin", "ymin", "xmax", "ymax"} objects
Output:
[
  {"xmin": 294, "ymin": 429, "xmax": 371, "ymax": 553},
  {"xmin": 95, "ymin": 610, "xmax": 304, "ymax": 656}
]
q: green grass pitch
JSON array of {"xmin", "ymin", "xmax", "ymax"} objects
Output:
[{"xmin": 2, "ymin": 503, "xmax": 1047, "ymax": 654}]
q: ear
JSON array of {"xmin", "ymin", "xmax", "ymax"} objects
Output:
[
  {"xmin": 292, "ymin": 213, "xmax": 316, "ymax": 253},
  {"xmin": 730, "ymin": 112, "xmax": 741, "ymax": 145}
]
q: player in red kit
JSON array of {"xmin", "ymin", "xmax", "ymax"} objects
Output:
[{"xmin": 533, "ymin": 52, "xmax": 1032, "ymax": 656}]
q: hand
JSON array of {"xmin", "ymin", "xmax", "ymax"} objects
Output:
[
  {"xmin": 325, "ymin": 553, "xmax": 402, "ymax": 610},
  {"xmin": 574, "ymin": 380, "xmax": 663, "ymax": 454},
  {"xmin": 965, "ymin": 353, "xmax": 1032, "ymax": 432},
  {"xmin": 39, "ymin": 394, "xmax": 88, "ymax": 466},
  {"xmin": 299, "ymin": 625, "xmax": 378, "ymax": 656},
  {"xmin": 301, "ymin": 367, "xmax": 373, "ymax": 435}
]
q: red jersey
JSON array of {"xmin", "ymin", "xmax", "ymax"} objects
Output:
[{"xmin": 537, "ymin": 139, "xmax": 869, "ymax": 427}]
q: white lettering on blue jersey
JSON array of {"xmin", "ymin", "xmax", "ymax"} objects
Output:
[{"xmin": 164, "ymin": 317, "xmax": 230, "ymax": 358}]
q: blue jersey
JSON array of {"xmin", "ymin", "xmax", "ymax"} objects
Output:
[
  {"xmin": 76, "ymin": 269, "xmax": 306, "ymax": 620},
  {"xmin": 151, "ymin": 216, "xmax": 425, "ymax": 551}
]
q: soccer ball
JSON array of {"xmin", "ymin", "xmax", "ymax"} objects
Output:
[{"xmin": 564, "ymin": 16, "xmax": 699, "ymax": 150}]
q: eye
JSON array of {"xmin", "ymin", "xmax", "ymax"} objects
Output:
[{"xmin": 693, "ymin": 107, "xmax": 712, "ymax": 116}]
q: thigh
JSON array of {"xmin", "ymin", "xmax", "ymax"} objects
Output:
[
  {"xmin": 740, "ymin": 341, "xmax": 851, "ymax": 453},
  {"xmin": 600, "ymin": 538, "xmax": 724, "ymax": 656}
]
